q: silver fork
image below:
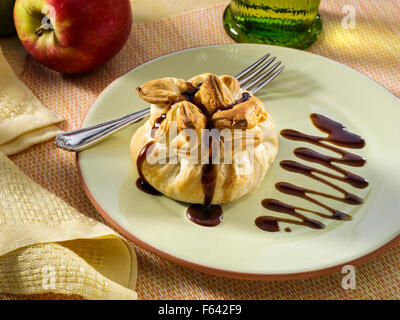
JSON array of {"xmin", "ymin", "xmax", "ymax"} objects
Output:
[{"xmin": 55, "ymin": 54, "xmax": 285, "ymax": 152}]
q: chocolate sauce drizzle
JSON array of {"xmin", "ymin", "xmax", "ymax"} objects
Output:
[
  {"xmin": 228, "ymin": 92, "xmax": 251, "ymax": 108},
  {"xmin": 135, "ymin": 141, "xmax": 161, "ymax": 195},
  {"xmin": 186, "ymin": 122, "xmax": 223, "ymax": 227},
  {"xmin": 182, "ymin": 83, "xmax": 202, "ymax": 103},
  {"xmin": 256, "ymin": 113, "xmax": 368, "ymax": 232},
  {"xmin": 152, "ymin": 113, "xmax": 167, "ymax": 132},
  {"xmin": 186, "ymin": 85, "xmax": 223, "ymax": 227}
]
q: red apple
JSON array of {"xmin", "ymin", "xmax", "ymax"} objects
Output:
[{"xmin": 14, "ymin": 0, "xmax": 132, "ymax": 74}]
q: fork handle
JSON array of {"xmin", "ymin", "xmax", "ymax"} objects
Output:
[{"xmin": 55, "ymin": 107, "xmax": 150, "ymax": 152}]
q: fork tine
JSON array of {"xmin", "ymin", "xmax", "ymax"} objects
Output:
[
  {"xmin": 242, "ymin": 61, "xmax": 282, "ymax": 90},
  {"xmin": 234, "ymin": 53, "xmax": 271, "ymax": 80},
  {"xmin": 238, "ymin": 56, "xmax": 277, "ymax": 85},
  {"xmin": 249, "ymin": 65, "xmax": 285, "ymax": 94}
]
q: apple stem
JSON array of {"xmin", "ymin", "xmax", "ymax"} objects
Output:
[{"xmin": 34, "ymin": 20, "xmax": 54, "ymax": 37}]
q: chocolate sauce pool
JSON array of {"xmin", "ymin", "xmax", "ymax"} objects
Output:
[{"xmin": 256, "ymin": 113, "xmax": 368, "ymax": 232}]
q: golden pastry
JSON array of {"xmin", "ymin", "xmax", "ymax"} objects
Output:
[{"xmin": 130, "ymin": 73, "xmax": 278, "ymax": 205}]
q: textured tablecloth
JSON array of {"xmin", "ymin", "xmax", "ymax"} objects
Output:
[{"xmin": 1, "ymin": 0, "xmax": 400, "ymax": 299}]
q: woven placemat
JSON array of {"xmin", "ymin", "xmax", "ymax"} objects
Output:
[{"xmin": 2, "ymin": 0, "xmax": 400, "ymax": 299}]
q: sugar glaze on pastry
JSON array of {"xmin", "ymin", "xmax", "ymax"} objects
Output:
[{"xmin": 130, "ymin": 73, "xmax": 279, "ymax": 206}]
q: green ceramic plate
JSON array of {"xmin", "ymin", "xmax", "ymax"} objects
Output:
[{"xmin": 77, "ymin": 44, "xmax": 400, "ymax": 280}]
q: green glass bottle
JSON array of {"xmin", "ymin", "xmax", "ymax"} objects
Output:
[{"xmin": 223, "ymin": 0, "xmax": 322, "ymax": 49}]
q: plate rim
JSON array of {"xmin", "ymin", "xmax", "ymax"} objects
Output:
[{"xmin": 76, "ymin": 43, "xmax": 400, "ymax": 280}]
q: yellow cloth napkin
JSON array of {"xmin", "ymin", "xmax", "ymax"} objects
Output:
[
  {"xmin": 0, "ymin": 46, "xmax": 63, "ymax": 155},
  {"xmin": 0, "ymin": 39, "xmax": 137, "ymax": 300},
  {"xmin": 0, "ymin": 152, "xmax": 137, "ymax": 299}
]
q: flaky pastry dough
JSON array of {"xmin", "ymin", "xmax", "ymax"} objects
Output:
[{"xmin": 130, "ymin": 73, "xmax": 278, "ymax": 204}]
